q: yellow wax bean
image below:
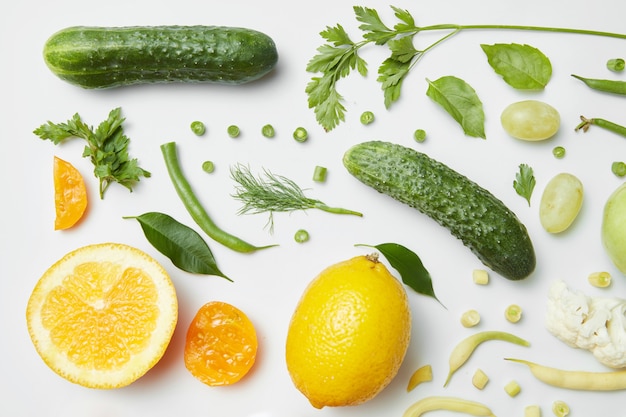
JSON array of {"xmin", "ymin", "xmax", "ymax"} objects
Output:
[
  {"xmin": 403, "ymin": 396, "xmax": 496, "ymax": 417},
  {"xmin": 507, "ymin": 358, "xmax": 626, "ymax": 390},
  {"xmin": 407, "ymin": 364, "xmax": 433, "ymax": 392},
  {"xmin": 444, "ymin": 330, "xmax": 530, "ymax": 386}
]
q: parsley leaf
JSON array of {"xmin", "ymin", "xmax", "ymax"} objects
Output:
[
  {"xmin": 33, "ymin": 107, "xmax": 151, "ymax": 199},
  {"xmin": 354, "ymin": 6, "xmax": 395, "ymax": 44},
  {"xmin": 513, "ymin": 163, "xmax": 536, "ymax": 206}
]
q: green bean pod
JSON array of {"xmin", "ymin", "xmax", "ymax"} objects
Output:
[
  {"xmin": 444, "ymin": 330, "xmax": 530, "ymax": 387},
  {"xmin": 403, "ymin": 396, "xmax": 496, "ymax": 417},
  {"xmin": 576, "ymin": 115, "xmax": 626, "ymax": 139},
  {"xmin": 507, "ymin": 358, "xmax": 626, "ymax": 390},
  {"xmin": 572, "ymin": 74, "xmax": 626, "ymax": 95},
  {"xmin": 161, "ymin": 141, "xmax": 276, "ymax": 253}
]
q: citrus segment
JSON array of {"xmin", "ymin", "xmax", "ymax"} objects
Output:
[
  {"xmin": 53, "ymin": 156, "xmax": 88, "ymax": 230},
  {"xmin": 184, "ymin": 301, "xmax": 258, "ymax": 386},
  {"xmin": 26, "ymin": 243, "xmax": 178, "ymax": 388},
  {"xmin": 286, "ymin": 254, "xmax": 411, "ymax": 408}
]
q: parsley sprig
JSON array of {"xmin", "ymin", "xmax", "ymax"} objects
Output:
[
  {"xmin": 34, "ymin": 107, "xmax": 151, "ymax": 198},
  {"xmin": 306, "ymin": 5, "xmax": 626, "ymax": 131},
  {"xmin": 306, "ymin": 6, "xmax": 425, "ymax": 131},
  {"xmin": 513, "ymin": 163, "xmax": 536, "ymax": 206}
]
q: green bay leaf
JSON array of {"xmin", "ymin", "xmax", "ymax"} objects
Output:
[
  {"xmin": 125, "ymin": 211, "xmax": 230, "ymax": 280},
  {"xmin": 481, "ymin": 43, "xmax": 552, "ymax": 90},
  {"xmin": 357, "ymin": 242, "xmax": 443, "ymax": 306},
  {"xmin": 426, "ymin": 76, "xmax": 486, "ymax": 139}
]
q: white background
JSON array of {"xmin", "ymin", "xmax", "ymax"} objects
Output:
[{"xmin": 2, "ymin": 0, "xmax": 626, "ymax": 415}]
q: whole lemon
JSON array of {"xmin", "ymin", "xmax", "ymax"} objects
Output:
[{"xmin": 285, "ymin": 254, "xmax": 411, "ymax": 409}]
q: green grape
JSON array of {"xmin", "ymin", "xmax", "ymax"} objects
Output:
[
  {"xmin": 539, "ymin": 173, "xmax": 583, "ymax": 233},
  {"xmin": 501, "ymin": 100, "xmax": 560, "ymax": 141}
]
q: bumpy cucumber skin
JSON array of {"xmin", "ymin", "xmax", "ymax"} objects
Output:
[
  {"xmin": 43, "ymin": 26, "xmax": 278, "ymax": 89},
  {"xmin": 343, "ymin": 141, "xmax": 535, "ymax": 280}
]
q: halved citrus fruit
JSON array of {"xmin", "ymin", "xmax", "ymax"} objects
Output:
[
  {"xmin": 26, "ymin": 243, "xmax": 178, "ymax": 389},
  {"xmin": 184, "ymin": 301, "xmax": 258, "ymax": 386},
  {"xmin": 53, "ymin": 155, "xmax": 88, "ymax": 230}
]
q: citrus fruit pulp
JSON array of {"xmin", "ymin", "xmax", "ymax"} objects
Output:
[
  {"xmin": 53, "ymin": 155, "xmax": 88, "ymax": 230},
  {"xmin": 286, "ymin": 254, "xmax": 411, "ymax": 408},
  {"xmin": 184, "ymin": 301, "xmax": 258, "ymax": 386},
  {"xmin": 26, "ymin": 242, "xmax": 178, "ymax": 389}
]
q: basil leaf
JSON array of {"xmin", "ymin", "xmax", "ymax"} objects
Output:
[
  {"xmin": 426, "ymin": 76, "xmax": 486, "ymax": 138},
  {"xmin": 357, "ymin": 242, "xmax": 443, "ymax": 306},
  {"xmin": 481, "ymin": 43, "xmax": 552, "ymax": 90},
  {"xmin": 125, "ymin": 212, "xmax": 231, "ymax": 280}
]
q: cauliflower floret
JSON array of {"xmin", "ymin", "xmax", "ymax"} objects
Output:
[{"xmin": 545, "ymin": 279, "xmax": 626, "ymax": 368}]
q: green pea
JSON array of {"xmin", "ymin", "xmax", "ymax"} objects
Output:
[
  {"xmin": 293, "ymin": 127, "xmax": 308, "ymax": 142},
  {"xmin": 262, "ymin": 124, "xmax": 275, "ymax": 138},
  {"xmin": 552, "ymin": 146, "xmax": 566, "ymax": 159},
  {"xmin": 414, "ymin": 129, "xmax": 427, "ymax": 143},
  {"xmin": 202, "ymin": 161, "xmax": 215, "ymax": 173},
  {"xmin": 227, "ymin": 125, "xmax": 240, "ymax": 138},
  {"xmin": 294, "ymin": 229, "xmax": 310, "ymax": 243},
  {"xmin": 190, "ymin": 121, "xmax": 206, "ymax": 136},
  {"xmin": 360, "ymin": 111, "xmax": 375, "ymax": 125}
]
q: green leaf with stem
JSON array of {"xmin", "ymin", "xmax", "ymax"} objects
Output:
[
  {"xmin": 426, "ymin": 76, "xmax": 486, "ymax": 138},
  {"xmin": 356, "ymin": 242, "xmax": 444, "ymax": 306},
  {"xmin": 125, "ymin": 212, "xmax": 230, "ymax": 280},
  {"xmin": 481, "ymin": 43, "xmax": 552, "ymax": 89},
  {"xmin": 306, "ymin": 5, "xmax": 626, "ymax": 131}
]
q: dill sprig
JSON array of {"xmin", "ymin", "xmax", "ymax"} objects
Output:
[{"xmin": 230, "ymin": 164, "xmax": 362, "ymax": 232}]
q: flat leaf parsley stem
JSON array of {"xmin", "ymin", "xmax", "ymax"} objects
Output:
[{"xmin": 307, "ymin": 5, "xmax": 626, "ymax": 131}]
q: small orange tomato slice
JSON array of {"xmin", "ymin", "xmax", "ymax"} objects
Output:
[
  {"xmin": 53, "ymin": 156, "xmax": 88, "ymax": 230},
  {"xmin": 184, "ymin": 301, "xmax": 258, "ymax": 386}
]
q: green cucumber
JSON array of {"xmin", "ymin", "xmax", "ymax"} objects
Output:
[
  {"xmin": 343, "ymin": 141, "xmax": 535, "ymax": 280},
  {"xmin": 43, "ymin": 26, "xmax": 278, "ymax": 89}
]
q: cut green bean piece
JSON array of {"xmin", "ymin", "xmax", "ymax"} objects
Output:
[
  {"xmin": 294, "ymin": 229, "xmax": 310, "ymax": 243},
  {"xmin": 505, "ymin": 304, "xmax": 522, "ymax": 323},
  {"xmin": 552, "ymin": 401, "xmax": 570, "ymax": 417},
  {"xmin": 360, "ymin": 110, "xmax": 375, "ymax": 125},
  {"xmin": 293, "ymin": 127, "xmax": 308, "ymax": 142},
  {"xmin": 202, "ymin": 161, "xmax": 215, "ymax": 173},
  {"xmin": 607, "ymin": 58, "xmax": 625, "ymax": 72},
  {"xmin": 588, "ymin": 271, "xmax": 612, "ymax": 288},
  {"xmin": 414, "ymin": 129, "xmax": 427, "ymax": 142},
  {"xmin": 612, "ymin": 161, "xmax": 626, "ymax": 177},
  {"xmin": 313, "ymin": 165, "xmax": 328, "ymax": 183},
  {"xmin": 552, "ymin": 146, "xmax": 566, "ymax": 159},
  {"xmin": 262, "ymin": 124, "xmax": 275, "ymax": 138},
  {"xmin": 227, "ymin": 125, "xmax": 240, "ymax": 138},
  {"xmin": 504, "ymin": 380, "xmax": 521, "ymax": 397}
]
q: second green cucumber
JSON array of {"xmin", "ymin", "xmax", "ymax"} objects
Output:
[{"xmin": 343, "ymin": 140, "xmax": 535, "ymax": 280}]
